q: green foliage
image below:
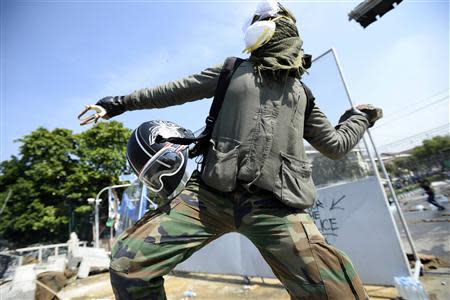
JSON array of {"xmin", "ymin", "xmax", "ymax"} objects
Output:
[
  {"xmin": 0, "ymin": 121, "xmax": 131, "ymax": 246},
  {"xmin": 384, "ymin": 135, "xmax": 450, "ymax": 191},
  {"xmin": 412, "ymin": 135, "xmax": 450, "ymax": 158}
]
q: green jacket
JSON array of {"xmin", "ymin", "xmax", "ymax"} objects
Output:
[{"xmin": 122, "ymin": 60, "xmax": 369, "ymax": 209}]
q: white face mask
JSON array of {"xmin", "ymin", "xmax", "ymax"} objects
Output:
[{"xmin": 243, "ymin": 19, "xmax": 278, "ymax": 53}]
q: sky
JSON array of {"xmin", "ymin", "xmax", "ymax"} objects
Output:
[{"xmin": 1, "ymin": 0, "xmax": 449, "ymax": 163}]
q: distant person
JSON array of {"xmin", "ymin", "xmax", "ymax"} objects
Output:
[
  {"xmin": 420, "ymin": 180, "xmax": 445, "ymax": 211},
  {"xmin": 80, "ymin": 1, "xmax": 382, "ymax": 299}
]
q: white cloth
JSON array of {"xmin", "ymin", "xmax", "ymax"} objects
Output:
[
  {"xmin": 242, "ymin": 0, "xmax": 280, "ymax": 33},
  {"xmin": 255, "ymin": 0, "xmax": 279, "ymax": 18},
  {"xmin": 243, "ymin": 20, "xmax": 277, "ymax": 53}
]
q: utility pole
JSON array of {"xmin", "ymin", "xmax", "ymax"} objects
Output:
[{"xmin": 91, "ymin": 184, "xmax": 131, "ymax": 248}]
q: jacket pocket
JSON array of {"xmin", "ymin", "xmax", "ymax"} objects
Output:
[
  {"xmin": 275, "ymin": 152, "xmax": 316, "ymax": 208},
  {"xmin": 201, "ymin": 140, "xmax": 240, "ymax": 192}
]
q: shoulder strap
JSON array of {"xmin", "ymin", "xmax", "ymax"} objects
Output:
[
  {"xmin": 301, "ymin": 81, "xmax": 315, "ymax": 125},
  {"xmin": 206, "ymin": 57, "xmax": 243, "ymax": 131},
  {"xmin": 156, "ymin": 57, "xmax": 243, "ymax": 149}
]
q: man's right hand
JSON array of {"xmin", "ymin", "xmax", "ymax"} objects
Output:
[{"xmin": 95, "ymin": 96, "xmax": 126, "ymax": 119}]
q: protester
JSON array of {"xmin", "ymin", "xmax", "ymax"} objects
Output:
[
  {"xmin": 420, "ymin": 180, "xmax": 446, "ymax": 211},
  {"xmin": 81, "ymin": 1, "xmax": 382, "ymax": 299}
]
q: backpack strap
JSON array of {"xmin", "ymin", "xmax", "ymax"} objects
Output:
[
  {"xmin": 156, "ymin": 57, "xmax": 243, "ymax": 157},
  {"xmin": 301, "ymin": 81, "xmax": 316, "ymax": 126},
  {"xmin": 208, "ymin": 57, "xmax": 244, "ymax": 129}
]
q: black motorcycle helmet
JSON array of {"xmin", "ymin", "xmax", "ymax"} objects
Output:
[{"xmin": 127, "ymin": 120, "xmax": 194, "ymax": 200}]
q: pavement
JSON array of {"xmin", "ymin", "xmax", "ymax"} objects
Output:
[
  {"xmin": 392, "ymin": 181, "xmax": 450, "ymax": 300},
  {"xmin": 59, "ymin": 272, "xmax": 402, "ymax": 300},
  {"xmin": 394, "ymin": 183, "xmax": 449, "ymax": 264}
]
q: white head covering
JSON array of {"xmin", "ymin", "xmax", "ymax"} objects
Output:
[
  {"xmin": 242, "ymin": 0, "xmax": 280, "ymax": 33},
  {"xmin": 242, "ymin": 0, "xmax": 281, "ymax": 53},
  {"xmin": 255, "ymin": 0, "xmax": 280, "ymax": 18}
]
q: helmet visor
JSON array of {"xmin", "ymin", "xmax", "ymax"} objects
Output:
[{"xmin": 138, "ymin": 144, "xmax": 186, "ymax": 192}]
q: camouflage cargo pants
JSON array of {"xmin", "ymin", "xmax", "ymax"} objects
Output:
[{"xmin": 110, "ymin": 172, "xmax": 368, "ymax": 300}]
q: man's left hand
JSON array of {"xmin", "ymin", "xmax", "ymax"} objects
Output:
[
  {"xmin": 355, "ymin": 104, "xmax": 383, "ymax": 127},
  {"xmin": 338, "ymin": 104, "xmax": 383, "ymax": 128}
]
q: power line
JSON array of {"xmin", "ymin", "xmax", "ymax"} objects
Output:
[
  {"xmin": 378, "ymin": 124, "xmax": 450, "ymax": 150},
  {"xmin": 372, "ymin": 95, "xmax": 449, "ymax": 130},
  {"xmin": 381, "ymin": 124, "xmax": 449, "ymax": 147},
  {"xmin": 381, "ymin": 88, "xmax": 448, "ymax": 120}
]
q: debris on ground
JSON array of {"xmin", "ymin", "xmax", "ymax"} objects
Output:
[
  {"xmin": 183, "ymin": 288, "xmax": 197, "ymax": 298},
  {"xmin": 409, "ymin": 204, "xmax": 426, "ymax": 212},
  {"xmin": 35, "ymin": 269, "xmax": 75, "ymax": 300},
  {"xmin": 407, "ymin": 253, "xmax": 450, "ymax": 271},
  {"xmin": 35, "ymin": 273, "xmax": 66, "ymax": 300},
  {"xmin": 22, "ymin": 255, "xmax": 38, "ymax": 265},
  {"xmin": 422, "ymin": 218, "xmax": 450, "ymax": 223}
]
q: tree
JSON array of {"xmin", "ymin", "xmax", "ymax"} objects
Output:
[
  {"xmin": 410, "ymin": 135, "xmax": 450, "ymax": 176},
  {"xmin": 384, "ymin": 135, "xmax": 450, "ymax": 183},
  {"xmin": 0, "ymin": 121, "xmax": 131, "ymax": 246},
  {"xmin": 412, "ymin": 135, "xmax": 450, "ymax": 158}
]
